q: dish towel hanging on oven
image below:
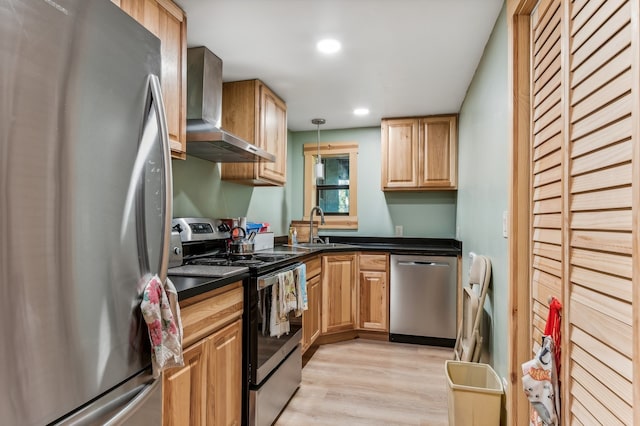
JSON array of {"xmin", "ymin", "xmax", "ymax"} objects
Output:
[
  {"xmin": 141, "ymin": 274, "xmax": 184, "ymax": 377},
  {"xmin": 270, "ymin": 269, "xmax": 294, "ymax": 337},
  {"xmin": 294, "ymin": 263, "xmax": 307, "ymax": 316},
  {"xmin": 269, "ymin": 265, "xmax": 308, "ymax": 337}
]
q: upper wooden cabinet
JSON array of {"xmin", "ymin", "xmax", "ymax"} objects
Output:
[
  {"xmin": 221, "ymin": 80, "xmax": 287, "ymax": 186},
  {"xmin": 381, "ymin": 115, "xmax": 457, "ymax": 190},
  {"xmin": 118, "ymin": 0, "xmax": 187, "ymax": 159},
  {"xmin": 321, "ymin": 253, "xmax": 357, "ymax": 334}
]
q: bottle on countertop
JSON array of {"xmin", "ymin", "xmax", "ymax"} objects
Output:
[{"xmin": 288, "ymin": 226, "xmax": 297, "ymax": 245}]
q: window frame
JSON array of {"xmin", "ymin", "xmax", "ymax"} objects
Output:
[{"xmin": 303, "ymin": 142, "xmax": 358, "ymax": 229}]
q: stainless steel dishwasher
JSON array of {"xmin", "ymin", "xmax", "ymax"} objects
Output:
[{"xmin": 390, "ymin": 254, "xmax": 458, "ymax": 346}]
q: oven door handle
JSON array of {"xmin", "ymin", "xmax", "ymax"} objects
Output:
[{"xmin": 257, "ymin": 263, "xmax": 304, "ymax": 290}]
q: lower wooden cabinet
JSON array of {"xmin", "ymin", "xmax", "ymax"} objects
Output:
[
  {"xmin": 302, "ymin": 274, "xmax": 321, "ymax": 352},
  {"xmin": 302, "ymin": 256, "xmax": 321, "ymax": 353},
  {"xmin": 163, "ymin": 340, "xmax": 207, "ymax": 425},
  {"xmin": 321, "ymin": 253, "xmax": 357, "ymax": 334},
  {"xmin": 358, "ymin": 271, "xmax": 388, "ymax": 331},
  {"xmin": 163, "ymin": 283, "xmax": 243, "ymax": 426},
  {"xmin": 358, "ymin": 254, "xmax": 389, "ymax": 332},
  {"xmin": 207, "ymin": 319, "xmax": 242, "ymax": 426}
]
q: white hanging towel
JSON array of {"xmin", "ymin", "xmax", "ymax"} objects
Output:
[{"xmin": 522, "ymin": 336, "xmax": 560, "ymax": 426}]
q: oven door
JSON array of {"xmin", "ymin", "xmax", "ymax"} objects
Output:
[{"xmin": 254, "ymin": 263, "xmax": 304, "ymax": 384}]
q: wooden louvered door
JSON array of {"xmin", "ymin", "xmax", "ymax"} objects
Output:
[
  {"xmin": 530, "ymin": 0, "xmax": 564, "ymax": 360},
  {"xmin": 525, "ymin": 0, "xmax": 636, "ymax": 424},
  {"xmin": 566, "ymin": 0, "xmax": 634, "ymax": 423}
]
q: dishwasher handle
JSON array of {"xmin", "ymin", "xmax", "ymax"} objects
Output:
[{"xmin": 396, "ymin": 261, "xmax": 450, "ymax": 267}]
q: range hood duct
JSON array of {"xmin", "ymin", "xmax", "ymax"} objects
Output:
[{"xmin": 186, "ymin": 47, "xmax": 275, "ymax": 163}]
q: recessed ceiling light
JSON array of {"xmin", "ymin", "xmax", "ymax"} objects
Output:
[
  {"xmin": 353, "ymin": 108, "xmax": 369, "ymax": 116},
  {"xmin": 317, "ymin": 39, "xmax": 341, "ymax": 54}
]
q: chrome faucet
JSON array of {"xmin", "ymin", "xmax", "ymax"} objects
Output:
[{"xmin": 309, "ymin": 206, "xmax": 326, "ymax": 243}]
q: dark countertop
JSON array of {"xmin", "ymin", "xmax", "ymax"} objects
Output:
[
  {"xmin": 323, "ymin": 236, "xmax": 462, "ymax": 256},
  {"xmin": 172, "ymin": 237, "xmax": 461, "ymax": 301},
  {"xmin": 170, "ymin": 272, "xmax": 250, "ymax": 302}
]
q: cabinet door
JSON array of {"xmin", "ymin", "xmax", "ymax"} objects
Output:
[
  {"xmin": 381, "ymin": 118, "xmax": 419, "ymax": 189},
  {"xmin": 302, "ymin": 274, "xmax": 322, "ymax": 352},
  {"xmin": 119, "ymin": 0, "xmax": 187, "ymax": 158},
  {"xmin": 358, "ymin": 270, "xmax": 388, "ymax": 331},
  {"xmin": 163, "ymin": 340, "xmax": 207, "ymax": 426},
  {"xmin": 206, "ymin": 319, "xmax": 242, "ymax": 426},
  {"xmin": 258, "ymin": 83, "xmax": 287, "ymax": 185},
  {"xmin": 321, "ymin": 254, "xmax": 357, "ymax": 333},
  {"xmin": 418, "ymin": 116, "xmax": 457, "ymax": 188}
]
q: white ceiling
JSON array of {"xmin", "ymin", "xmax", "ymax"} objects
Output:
[{"xmin": 177, "ymin": 0, "xmax": 504, "ymax": 131}]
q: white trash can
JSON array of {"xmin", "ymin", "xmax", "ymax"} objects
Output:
[{"xmin": 445, "ymin": 360, "xmax": 503, "ymax": 425}]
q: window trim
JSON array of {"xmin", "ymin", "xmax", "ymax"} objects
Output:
[{"xmin": 303, "ymin": 142, "xmax": 358, "ymax": 229}]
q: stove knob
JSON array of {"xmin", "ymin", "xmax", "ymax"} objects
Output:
[{"xmin": 173, "ymin": 246, "xmax": 182, "ymax": 255}]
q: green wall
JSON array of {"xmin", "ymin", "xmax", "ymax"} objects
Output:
[
  {"xmin": 171, "ymin": 130, "xmax": 294, "ymax": 236},
  {"xmin": 289, "ymin": 128, "xmax": 457, "ymax": 237},
  {"xmin": 456, "ymin": 3, "xmax": 508, "ymax": 379}
]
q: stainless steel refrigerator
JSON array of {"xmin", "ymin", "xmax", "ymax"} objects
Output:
[{"xmin": 0, "ymin": 0, "xmax": 172, "ymax": 424}]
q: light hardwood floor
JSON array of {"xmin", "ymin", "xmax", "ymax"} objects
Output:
[{"xmin": 275, "ymin": 339, "xmax": 453, "ymax": 425}]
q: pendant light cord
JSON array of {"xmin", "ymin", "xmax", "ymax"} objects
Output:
[
  {"xmin": 316, "ymin": 123, "xmax": 321, "ymax": 164},
  {"xmin": 311, "ymin": 118, "xmax": 325, "ymax": 165}
]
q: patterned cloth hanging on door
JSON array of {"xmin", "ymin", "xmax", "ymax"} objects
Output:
[{"xmin": 521, "ymin": 297, "xmax": 562, "ymax": 426}]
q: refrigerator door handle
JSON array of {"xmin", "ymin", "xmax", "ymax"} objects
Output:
[
  {"xmin": 148, "ymin": 74, "xmax": 172, "ymax": 282},
  {"xmin": 55, "ymin": 371, "xmax": 162, "ymax": 425},
  {"xmin": 102, "ymin": 377, "xmax": 161, "ymax": 426},
  {"xmin": 120, "ymin": 74, "xmax": 172, "ymax": 282}
]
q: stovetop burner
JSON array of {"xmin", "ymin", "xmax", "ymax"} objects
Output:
[
  {"xmin": 182, "ymin": 249, "xmax": 301, "ymax": 273},
  {"xmin": 188, "ymin": 257, "xmax": 264, "ymax": 267},
  {"xmin": 186, "ymin": 252, "xmax": 286, "ymax": 268}
]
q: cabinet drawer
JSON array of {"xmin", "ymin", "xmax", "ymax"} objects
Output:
[
  {"xmin": 181, "ymin": 283, "xmax": 243, "ymax": 348},
  {"xmin": 305, "ymin": 256, "xmax": 321, "ymax": 278},
  {"xmin": 359, "ymin": 254, "xmax": 388, "ymax": 271}
]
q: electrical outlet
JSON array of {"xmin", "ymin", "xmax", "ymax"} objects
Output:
[
  {"xmin": 502, "ymin": 211, "xmax": 508, "ymax": 238},
  {"xmin": 395, "ymin": 225, "xmax": 403, "ymax": 237}
]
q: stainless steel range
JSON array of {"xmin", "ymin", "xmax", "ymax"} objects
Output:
[{"xmin": 169, "ymin": 218, "xmax": 304, "ymax": 426}]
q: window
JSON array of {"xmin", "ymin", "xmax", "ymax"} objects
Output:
[
  {"xmin": 316, "ymin": 156, "xmax": 350, "ymax": 215},
  {"xmin": 303, "ymin": 142, "xmax": 358, "ymax": 229}
]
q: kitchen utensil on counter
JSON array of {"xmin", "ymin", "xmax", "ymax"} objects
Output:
[
  {"xmin": 220, "ymin": 218, "xmax": 238, "ymax": 230},
  {"xmin": 229, "ymin": 226, "xmax": 255, "ymax": 254}
]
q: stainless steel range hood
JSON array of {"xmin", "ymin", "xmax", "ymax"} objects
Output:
[{"xmin": 186, "ymin": 47, "xmax": 275, "ymax": 163}]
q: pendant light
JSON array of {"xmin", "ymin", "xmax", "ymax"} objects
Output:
[{"xmin": 312, "ymin": 118, "xmax": 325, "ymax": 180}]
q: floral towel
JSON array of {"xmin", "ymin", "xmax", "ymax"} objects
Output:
[{"xmin": 141, "ymin": 275, "xmax": 184, "ymax": 377}]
